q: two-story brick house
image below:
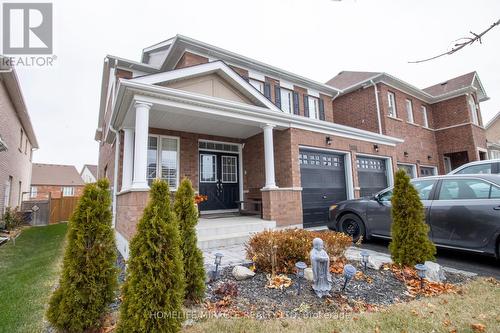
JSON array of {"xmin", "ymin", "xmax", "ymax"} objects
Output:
[
  {"xmin": 0, "ymin": 61, "xmax": 39, "ymax": 214},
  {"xmin": 328, "ymin": 71, "xmax": 489, "ymax": 176},
  {"xmin": 96, "ymin": 35, "xmax": 489, "ymax": 256}
]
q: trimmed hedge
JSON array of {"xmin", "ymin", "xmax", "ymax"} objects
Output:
[{"xmin": 246, "ymin": 229, "xmax": 352, "ymax": 274}]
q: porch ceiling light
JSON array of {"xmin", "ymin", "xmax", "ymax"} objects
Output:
[
  {"xmin": 373, "ymin": 144, "xmax": 379, "ymax": 152},
  {"xmin": 404, "ymin": 151, "xmax": 409, "ymax": 157},
  {"xmin": 427, "ymin": 155, "xmax": 432, "ymax": 160},
  {"xmin": 326, "ymin": 136, "xmax": 332, "ymax": 145}
]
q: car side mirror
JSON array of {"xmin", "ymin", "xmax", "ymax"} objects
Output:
[{"xmin": 373, "ymin": 194, "xmax": 381, "ymax": 202}]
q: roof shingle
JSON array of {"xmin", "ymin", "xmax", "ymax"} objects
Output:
[
  {"xmin": 325, "ymin": 71, "xmax": 381, "ymax": 90},
  {"xmin": 32, "ymin": 163, "xmax": 85, "ymax": 186},
  {"xmin": 422, "ymin": 72, "xmax": 476, "ymax": 96}
]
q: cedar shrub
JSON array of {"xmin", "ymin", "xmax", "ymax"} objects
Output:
[
  {"xmin": 46, "ymin": 179, "xmax": 117, "ymax": 332},
  {"xmin": 117, "ymin": 179, "xmax": 185, "ymax": 333},
  {"xmin": 389, "ymin": 169, "xmax": 436, "ymax": 266},
  {"xmin": 246, "ymin": 229, "xmax": 352, "ymax": 274},
  {"xmin": 174, "ymin": 178, "xmax": 206, "ymax": 302}
]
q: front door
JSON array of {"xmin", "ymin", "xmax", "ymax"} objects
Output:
[{"xmin": 198, "ymin": 151, "xmax": 240, "ymax": 211}]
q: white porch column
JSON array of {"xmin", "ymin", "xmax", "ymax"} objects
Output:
[
  {"xmin": 121, "ymin": 127, "xmax": 134, "ymax": 191},
  {"xmin": 262, "ymin": 124, "xmax": 277, "ymax": 189},
  {"xmin": 130, "ymin": 101, "xmax": 152, "ymax": 190}
]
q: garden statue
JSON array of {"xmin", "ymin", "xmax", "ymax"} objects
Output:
[{"xmin": 310, "ymin": 237, "xmax": 332, "ymax": 298}]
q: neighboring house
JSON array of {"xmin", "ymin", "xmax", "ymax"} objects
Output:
[
  {"xmin": 95, "ymin": 35, "xmax": 491, "ymax": 255},
  {"xmin": 31, "ymin": 164, "xmax": 85, "ymax": 199},
  {"xmin": 0, "ymin": 61, "xmax": 39, "ymax": 214},
  {"xmin": 485, "ymin": 111, "xmax": 500, "ymax": 159},
  {"xmin": 327, "ymin": 71, "xmax": 489, "ymax": 175},
  {"xmin": 80, "ymin": 164, "xmax": 98, "ymax": 183}
]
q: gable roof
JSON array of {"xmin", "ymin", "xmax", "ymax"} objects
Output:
[
  {"xmin": 423, "ymin": 72, "xmax": 476, "ymax": 96},
  {"xmin": 326, "ymin": 71, "xmax": 382, "ymax": 90},
  {"xmin": 80, "ymin": 164, "xmax": 98, "ymax": 178},
  {"xmin": 32, "ymin": 163, "xmax": 85, "ymax": 186},
  {"xmin": 326, "ymin": 70, "xmax": 489, "ymax": 103},
  {"xmin": 130, "ymin": 61, "xmax": 282, "ymax": 112},
  {"xmin": 485, "ymin": 111, "xmax": 500, "ymax": 129}
]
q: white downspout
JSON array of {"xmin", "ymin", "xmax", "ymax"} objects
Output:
[
  {"xmin": 109, "ymin": 126, "xmax": 120, "ymax": 228},
  {"xmin": 371, "ymin": 80, "xmax": 383, "ymax": 134}
]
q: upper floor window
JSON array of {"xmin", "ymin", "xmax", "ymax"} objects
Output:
[
  {"xmin": 280, "ymin": 88, "xmax": 293, "ymax": 114},
  {"xmin": 387, "ymin": 92, "xmax": 397, "ymax": 117},
  {"xmin": 308, "ymin": 96, "xmax": 319, "ymax": 119},
  {"xmin": 468, "ymin": 95, "xmax": 479, "ymax": 125},
  {"xmin": 421, "ymin": 106, "xmax": 429, "ymax": 128},
  {"xmin": 249, "ymin": 79, "xmax": 264, "ymax": 94},
  {"xmin": 62, "ymin": 187, "xmax": 74, "ymax": 197},
  {"xmin": 405, "ymin": 99, "xmax": 414, "ymax": 123}
]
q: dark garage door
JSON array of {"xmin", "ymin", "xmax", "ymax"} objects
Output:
[
  {"xmin": 357, "ymin": 156, "xmax": 388, "ymax": 197},
  {"xmin": 300, "ymin": 149, "xmax": 347, "ymax": 228}
]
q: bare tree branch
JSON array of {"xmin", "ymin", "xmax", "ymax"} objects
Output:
[{"xmin": 409, "ymin": 19, "xmax": 500, "ymax": 64}]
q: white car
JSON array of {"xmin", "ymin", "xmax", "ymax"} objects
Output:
[{"xmin": 448, "ymin": 159, "xmax": 500, "ymax": 175}]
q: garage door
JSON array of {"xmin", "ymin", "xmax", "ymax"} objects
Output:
[
  {"xmin": 299, "ymin": 149, "xmax": 347, "ymax": 228},
  {"xmin": 357, "ymin": 156, "xmax": 388, "ymax": 197}
]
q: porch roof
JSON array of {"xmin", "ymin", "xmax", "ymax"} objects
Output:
[{"xmin": 107, "ymin": 78, "xmax": 404, "ymax": 146}]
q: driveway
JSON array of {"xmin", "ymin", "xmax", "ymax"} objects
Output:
[{"xmin": 362, "ymin": 238, "xmax": 500, "ymax": 279}]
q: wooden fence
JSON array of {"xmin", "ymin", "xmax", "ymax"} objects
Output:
[{"xmin": 49, "ymin": 196, "xmax": 80, "ymax": 224}]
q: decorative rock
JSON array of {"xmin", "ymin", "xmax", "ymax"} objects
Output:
[
  {"xmin": 368, "ymin": 254, "xmax": 392, "ymax": 270},
  {"xmin": 424, "ymin": 261, "xmax": 446, "ymax": 283},
  {"xmin": 232, "ymin": 265, "xmax": 255, "ymax": 281},
  {"xmin": 304, "ymin": 267, "xmax": 314, "ymax": 282}
]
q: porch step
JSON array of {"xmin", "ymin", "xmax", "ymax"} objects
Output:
[{"xmin": 196, "ymin": 216, "xmax": 275, "ymax": 250}]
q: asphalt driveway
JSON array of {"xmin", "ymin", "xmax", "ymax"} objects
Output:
[{"xmin": 361, "ymin": 238, "xmax": 500, "ymax": 279}]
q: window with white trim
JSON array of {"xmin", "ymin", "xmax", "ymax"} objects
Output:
[
  {"xmin": 30, "ymin": 186, "xmax": 37, "ymax": 198},
  {"xmin": 280, "ymin": 88, "xmax": 293, "ymax": 114},
  {"xmin": 221, "ymin": 156, "xmax": 237, "ymax": 183},
  {"xmin": 249, "ymin": 79, "xmax": 264, "ymax": 94},
  {"xmin": 147, "ymin": 135, "xmax": 179, "ymax": 189},
  {"xmin": 421, "ymin": 106, "xmax": 429, "ymax": 128},
  {"xmin": 468, "ymin": 96, "xmax": 479, "ymax": 125},
  {"xmin": 405, "ymin": 99, "xmax": 414, "ymax": 123},
  {"xmin": 308, "ymin": 96, "xmax": 319, "ymax": 119},
  {"xmin": 387, "ymin": 92, "xmax": 397, "ymax": 117},
  {"xmin": 397, "ymin": 164, "xmax": 416, "ymax": 178},
  {"xmin": 62, "ymin": 187, "xmax": 74, "ymax": 197}
]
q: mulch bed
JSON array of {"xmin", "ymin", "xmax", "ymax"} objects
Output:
[{"xmin": 201, "ymin": 261, "xmax": 471, "ymax": 319}]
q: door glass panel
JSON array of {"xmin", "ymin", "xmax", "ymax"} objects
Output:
[
  {"xmin": 412, "ymin": 180, "xmax": 436, "ymax": 200},
  {"xmin": 455, "ymin": 163, "xmax": 493, "ymax": 174},
  {"xmin": 438, "ymin": 179, "xmax": 491, "ymax": 200},
  {"xmin": 490, "ymin": 185, "xmax": 500, "ymax": 199},
  {"xmin": 200, "ymin": 154, "xmax": 216, "ymax": 182},
  {"xmin": 147, "ymin": 136, "xmax": 158, "ymax": 185},
  {"xmin": 221, "ymin": 156, "xmax": 237, "ymax": 183},
  {"xmin": 160, "ymin": 137, "xmax": 178, "ymax": 188}
]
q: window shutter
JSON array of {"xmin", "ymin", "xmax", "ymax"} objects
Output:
[
  {"xmin": 293, "ymin": 91, "xmax": 299, "ymax": 115},
  {"xmin": 303, "ymin": 95, "xmax": 309, "ymax": 117},
  {"xmin": 319, "ymin": 98, "xmax": 325, "ymax": 120},
  {"xmin": 274, "ymin": 85, "xmax": 281, "ymax": 108},
  {"xmin": 264, "ymin": 82, "xmax": 271, "ymax": 100}
]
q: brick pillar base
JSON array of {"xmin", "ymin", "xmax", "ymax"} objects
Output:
[
  {"xmin": 261, "ymin": 188, "xmax": 302, "ymax": 227},
  {"xmin": 116, "ymin": 190, "xmax": 150, "ymax": 241}
]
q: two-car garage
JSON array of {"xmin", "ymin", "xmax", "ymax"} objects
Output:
[{"xmin": 300, "ymin": 148, "xmax": 390, "ymax": 228}]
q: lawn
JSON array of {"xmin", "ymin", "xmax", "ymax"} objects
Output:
[
  {"xmin": 0, "ymin": 223, "xmax": 68, "ymax": 333},
  {"xmin": 185, "ymin": 278, "xmax": 500, "ymax": 333}
]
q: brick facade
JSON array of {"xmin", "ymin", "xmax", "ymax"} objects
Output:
[{"xmin": 0, "ymin": 81, "xmax": 33, "ymax": 213}]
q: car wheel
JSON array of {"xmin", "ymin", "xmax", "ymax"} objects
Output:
[{"xmin": 338, "ymin": 213, "xmax": 366, "ymax": 242}]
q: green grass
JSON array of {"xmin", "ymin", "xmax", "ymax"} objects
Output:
[
  {"xmin": 0, "ymin": 223, "xmax": 68, "ymax": 333},
  {"xmin": 184, "ymin": 278, "xmax": 500, "ymax": 333}
]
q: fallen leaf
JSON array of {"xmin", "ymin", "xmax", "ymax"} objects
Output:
[
  {"xmin": 443, "ymin": 319, "xmax": 451, "ymax": 327},
  {"xmin": 410, "ymin": 309, "xmax": 419, "ymax": 316},
  {"xmin": 374, "ymin": 326, "xmax": 380, "ymax": 333},
  {"xmin": 449, "ymin": 329, "xmax": 457, "ymax": 333},
  {"xmin": 471, "ymin": 323, "xmax": 486, "ymax": 332}
]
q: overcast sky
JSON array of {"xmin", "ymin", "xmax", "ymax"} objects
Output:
[{"xmin": 17, "ymin": 0, "xmax": 500, "ymax": 170}]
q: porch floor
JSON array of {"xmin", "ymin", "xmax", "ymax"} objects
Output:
[{"xmin": 196, "ymin": 215, "xmax": 275, "ymax": 251}]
